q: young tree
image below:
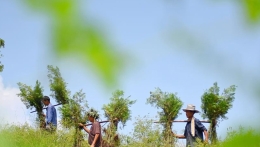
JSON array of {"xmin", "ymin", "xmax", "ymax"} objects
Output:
[
  {"xmin": 201, "ymin": 82, "xmax": 236, "ymax": 144},
  {"xmin": 47, "ymin": 65, "xmax": 88, "ymax": 147},
  {"xmin": 0, "ymin": 38, "xmax": 5, "ymax": 72},
  {"xmin": 17, "ymin": 81, "xmax": 45, "ymax": 128},
  {"xmin": 47, "ymin": 65, "xmax": 70, "ymax": 104},
  {"xmin": 59, "ymin": 90, "xmax": 88, "ymax": 147},
  {"xmin": 102, "ymin": 90, "xmax": 136, "ymax": 147},
  {"xmin": 147, "ymin": 88, "xmax": 183, "ymax": 146}
]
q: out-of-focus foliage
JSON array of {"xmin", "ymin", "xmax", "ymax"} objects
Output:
[
  {"xmin": 47, "ymin": 65, "xmax": 70, "ymax": 104},
  {"xmin": 17, "ymin": 81, "xmax": 45, "ymax": 128},
  {"xmin": 102, "ymin": 90, "xmax": 136, "ymax": 147},
  {"xmin": 24, "ymin": 0, "xmax": 125, "ymax": 87},
  {"xmin": 242, "ymin": 0, "xmax": 260, "ymax": 23},
  {"xmin": 220, "ymin": 127, "xmax": 260, "ymax": 147},
  {"xmin": 0, "ymin": 38, "xmax": 5, "ymax": 72},
  {"xmin": 20, "ymin": 0, "xmax": 260, "ymax": 89},
  {"xmin": 201, "ymin": 82, "xmax": 236, "ymax": 144},
  {"xmin": 147, "ymin": 88, "xmax": 183, "ymax": 145}
]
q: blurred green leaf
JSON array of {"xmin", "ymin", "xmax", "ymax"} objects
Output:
[
  {"xmin": 53, "ymin": 21, "xmax": 125, "ymax": 85},
  {"xmin": 25, "ymin": 0, "xmax": 74, "ymax": 16},
  {"xmin": 220, "ymin": 127, "xmax": 260, "ymax": 147},
  {"xmin": 24, "ymin": 0, "xmax": 125, "ymax": 87},
  {"xmin": 243, "ymin": 0, "xmax": 260, "ymax": 22}
]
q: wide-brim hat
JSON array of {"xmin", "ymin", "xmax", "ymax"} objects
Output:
[{"xmin": 182, "ymin": 104, "xmax": 200, "ymax": 113}]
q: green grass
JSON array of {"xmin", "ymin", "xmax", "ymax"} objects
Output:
[
  {"xmin": 0, "ymin": 123, "xmax": 260, "ymax": 147},
  {"xmin": 219, "ymin": 127, "xmax": 260, "ymax": 147},
  {"xmin": 0, "ymin": 124, "xmax": 89, "ymax": 147}
]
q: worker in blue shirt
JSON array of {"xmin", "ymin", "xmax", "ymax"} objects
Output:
[
  {"xmin": 175, "ymin": 104, "xmax": 208, "ymax": 147},
  {"xmin": 42, "ymin": 96, "xmax": 57, "ymax": 131}
]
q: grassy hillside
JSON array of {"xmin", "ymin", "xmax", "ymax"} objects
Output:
[{"xmin": 0, "ymin": 122, "xmax": 259, "ymax": 147}]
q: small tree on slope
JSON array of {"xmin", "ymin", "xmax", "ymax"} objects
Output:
[
  {"xmin": 147, "ymin": 88, "xmax": 183, "ymax": 146},
  {"xmin": 201, "ymin": 82, "xmax": 236, "ymax": 144}
]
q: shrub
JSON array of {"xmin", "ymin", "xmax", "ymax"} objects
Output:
[{"xmin": 201, "ymin": 82, "xmax": 236, "ymax": 144}]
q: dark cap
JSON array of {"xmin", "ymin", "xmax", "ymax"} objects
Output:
[{"xmin": 42, "ymin": 96, "xmax": 50, "ymax": 101}]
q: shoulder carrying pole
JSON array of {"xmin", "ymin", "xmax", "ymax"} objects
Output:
[
  {"xmin": 30, "ymin": 103, "xmax": 62, "ymax": 113},
  {"xmin": 153, "ymin": 120, "xmax": 210, "ymax": 123}
]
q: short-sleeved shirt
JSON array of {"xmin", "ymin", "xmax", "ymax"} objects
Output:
[
  {"xmin": 184, "ymin": 118, "xmax": 207, "ymax": 147},
  {"xmin": 88, "ymin": 121, "xmax": 102, "ymax": 147}
]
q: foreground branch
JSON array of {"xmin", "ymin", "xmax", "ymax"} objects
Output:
[
  {"xmin": 84, "ymin": 118, "xmax": 118, "ymax": 126},
  {"xmin": 30, "ymin": 103, "xmax": 62, "ymax": 113},
  {"xmin": 154, "ymin": 120, "xmax": 210, "ymax": 123}
]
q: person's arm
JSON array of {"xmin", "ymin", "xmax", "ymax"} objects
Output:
[
  {"xmin": 172, "ymin": 131, "xmax": 185, "ymax": 139},
  {"xmin": 174, "ymin": 134, "xmax": 186, "ymax": 139},
  {"xmin": 91, "ymin": 133, "xmax": 100, "ymax": 147},
  {"xmin": 78, "ymin": 123, "xmax": 90, "ymax": 133},
  {"xmin": 203, "ymin": 130, "xmax": 208, "ymax": 143},
  {"xmin": 195, "ymin": 119, "xmax": 208, "ymax": 142}
]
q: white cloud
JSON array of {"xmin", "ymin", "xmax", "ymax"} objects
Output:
[{"xmin": 0, "ymin": 76, "xmax": 32, "ymax": 125}]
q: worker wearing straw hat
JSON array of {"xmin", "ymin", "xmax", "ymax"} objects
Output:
[
  {"xmin": 175, "ymin": 104, "xmax": 208, "ymax": 147},
  {"xmin": 79, "ymin": 108, "xmax": 102, "ymax": 147}
]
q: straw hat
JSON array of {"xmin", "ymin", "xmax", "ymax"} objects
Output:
[{"xmin": 182, "ymin": 104, "xmax": 200, "ymax": 113}]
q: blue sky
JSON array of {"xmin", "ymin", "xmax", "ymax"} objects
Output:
[{"xmin": 1, "ymin": 0, "xmax": 260, "ymax": 142}]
